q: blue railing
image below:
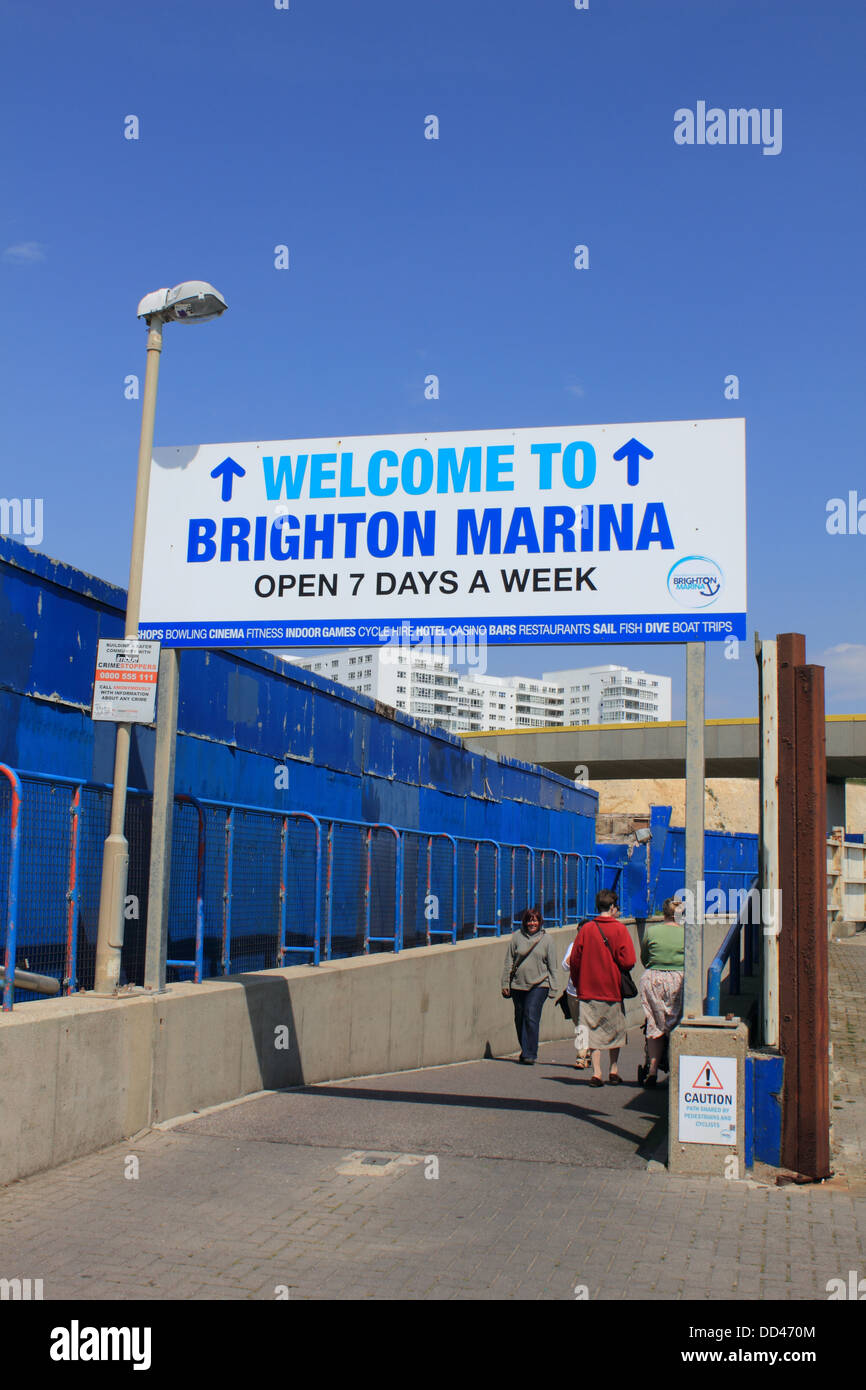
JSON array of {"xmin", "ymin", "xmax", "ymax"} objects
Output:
[
  {"xmin": 706, "ymin": 875, "xmax": 760, "ymax": 1014},
  {"xmin": 0, "ymin": 763, "xmax": 602, "ymax": 1007}
]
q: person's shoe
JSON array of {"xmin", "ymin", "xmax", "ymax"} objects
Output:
[
  {"xmin": 519, "ymin": 1056, "xmax": 536, "ymax": 1065},
  {"xmin": 607, "ymin": 1073, "xmax": 623, "ymax": 1086},
  {"xmin": 644, "ymin": 1073, "xmax": 658, "ymax": 1088},
  {"xmin": 589, "ymin": 1076, "xmax": 604, "ymax": 1087}
]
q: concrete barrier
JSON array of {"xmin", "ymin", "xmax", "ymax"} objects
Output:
[{"xmin": 0, "ymin": 921, "xmax": 647, "ymax": 1187}]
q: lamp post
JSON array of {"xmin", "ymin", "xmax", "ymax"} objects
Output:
[{"xmin": 93, "ymin": 281, "xmax": 227, "ymax": 995}]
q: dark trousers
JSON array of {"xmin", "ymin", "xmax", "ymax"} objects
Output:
[{"xmin": 511, "ymin": 984, "xmax": 547, "ymax": 1061}]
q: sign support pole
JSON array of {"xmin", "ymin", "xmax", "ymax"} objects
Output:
[
  {"xmin": 93, "ymin": 315, "xmax": 164, "ymax": 995},
  {"xmin": 669, "ymin": 643, "xmax": 749, "ymax": 1176},
  {"xmin": 144, "ymin": 647, "xmax": 181, "ymax": 992},
  {"xmin": 683, "ymin": 641, "xmax": 706, "ymax": 1017}
]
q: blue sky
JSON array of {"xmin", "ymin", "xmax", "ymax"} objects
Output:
[{"xmin": 2, "ymin": 0, "xmax": 864, "ymax": 717}]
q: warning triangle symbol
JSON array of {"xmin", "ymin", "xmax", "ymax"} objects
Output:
[{"xmin": 691, "ymin": 1060, "xmax": 725, "ymax": 1090}]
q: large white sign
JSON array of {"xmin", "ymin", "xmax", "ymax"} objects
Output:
[
  {"xmin": 138, "ymin": 418, "xmax": 746, "ymax": 648},
  {"xmin": 678, "ymin": 1054, "xmax": 738, "ymax": 1145}
]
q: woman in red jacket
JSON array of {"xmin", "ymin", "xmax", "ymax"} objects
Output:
[{"xmin": 569, "ymin": 888, "xmax": 636, "ymax": 1087}]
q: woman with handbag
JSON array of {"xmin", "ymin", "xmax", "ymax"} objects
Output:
[
  {"xmin": 568, "ymin": 888, "xmax": 637, "ymax": 1087},
  {"xmin": 637, "ymin": 897, "xmax": 685, "ymax": 1087},
  {"xmin": 500, "ymin": 907, "xmax": 560, "ymax": 1064}
]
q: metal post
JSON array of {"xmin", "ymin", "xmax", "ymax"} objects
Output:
[
  {"xmin": 425, "ymin": 834, "xmax": 432, "ymax": 947},
  {"xmin": 144, "ymin": 646, "xmax": 180, "ymax": 991},
  {"xmin": 792, "ymin": 663, "xmax": 831, "ymax": 1179},
  {"xmin": 683, "ymin": 642, "xmax": 706, "ymax": 1017},
  {"xmin": 278, "ymin": 815, "xmax": 289, "ymax": 965},
  {"xmin": 363, "ymin": 827, "xmax": 372, "ymax": 952},
  {"xmin": 395, "ymin": 831, "xmax": 404, "ymax": 952},
  {"xmin": 325, "ymin": 822, "xmax": 333, "ymax": 961},
  {"xmin": 64, "ymin": 785, "xmax": 82, "ymax": 995},
  {"xmin": 222, "ymin": 808, "xmax": 235, "ymax": 975},
  {"xmin": 756, "ymin": 635, "xmax": 780, "ymax": 1047},
  {"xmin": 0, "ymin": 764, "xmax": 23, "ymax": 1011},
  {"xmin": 777, "ymin": 632, "xmax": 804, "ymax": 1168},
  {"xmin": 93, "ymin": 315, "xmax": 164, "ymax": 994}
]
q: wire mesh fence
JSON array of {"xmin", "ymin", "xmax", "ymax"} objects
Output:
[{"xmin": 0, "ymin": 763, "xmax": 602, "ymax": 1009}]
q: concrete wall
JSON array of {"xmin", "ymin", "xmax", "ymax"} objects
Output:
[{"xmin": 0, "ymin": 921, "xmax": 647, "ymax": 1187}]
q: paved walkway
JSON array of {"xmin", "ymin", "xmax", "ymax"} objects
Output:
[
  {"xmin": 2, "ymin": 992, "xmax": 865, "ymax": 1300},
  {"xmin": 829, "ymin": 932, "xmax": 866, "ymax": 1182}
]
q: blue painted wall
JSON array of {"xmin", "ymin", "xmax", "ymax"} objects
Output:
[{"xmin": 0, "ymin": 536, "xmax": 597, "ymax": 852}]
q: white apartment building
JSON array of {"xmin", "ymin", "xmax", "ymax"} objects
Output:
[
  {"xmin": 541, "ymin": 665, "xmax": 672, "ymax": 727},
  {"xmin": 279, "ymin": 650, "xmax": 671, "ymax": 734},
  {"xmin": 280, "ymin": 646, "xmax": 478, "ymax": 734}
]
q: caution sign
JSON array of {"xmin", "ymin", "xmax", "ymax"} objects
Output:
[
  {"xmin": 92, "ymin": 639, "xmax": 160, "ymax": 724},
  {"xmin": 678, "ymin": 1054, "xmax": 737, "ymax": 1145}
]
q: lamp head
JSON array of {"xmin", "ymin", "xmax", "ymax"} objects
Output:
[{"xmin": 137, "ymin": 281, "xmax": 227, "ymax": 323}]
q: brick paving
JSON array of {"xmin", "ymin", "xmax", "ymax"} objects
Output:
[
  {"xmin": 0, "ymin": 945, "xmax": 863, "ymax": 1301},
  {"xmin": 829, "ymin": 932, "xmax": 866, "ymax": 1182},
  {"xmin": 0, "ymin": 1118, "xmax": 863, "ymax": 1302}
]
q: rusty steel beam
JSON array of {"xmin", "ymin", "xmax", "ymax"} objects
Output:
[
  {"xmin": 793, "ymin": 664, "xmax": 831, "ymax": 1178},
  {"xmin": 777, "ymin": 633, "xmax": 804, "ymax": 1171}
]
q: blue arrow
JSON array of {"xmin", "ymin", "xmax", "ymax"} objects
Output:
[
  {"xmin": 210, "ymin": 456, "xmax": 246, "ymax": 502},
  {"xmin": 613, "ymin": 437, "xmax": 654, "ymax": 487}
]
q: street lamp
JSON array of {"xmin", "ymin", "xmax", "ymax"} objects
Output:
[{"xmin": 93, "ymin": 281, "xmax": 227, "ymax": 995}]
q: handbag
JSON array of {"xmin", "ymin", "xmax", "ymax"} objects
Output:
[{"xmin": 594, "ymin": 919, "xmax": 638, "ymax": 1000}]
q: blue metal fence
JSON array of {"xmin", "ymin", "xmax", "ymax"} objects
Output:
[
  {"xmin": 595, "ymin": 805, "xmax": 759, "ymax": 921},
  {"xmin": 0, "ymin": 763, "xmax": 603, "ymax": 1008},
  {"xmin": 706, "ymin": 875, "xmax": 761, "ymax": 1015}
]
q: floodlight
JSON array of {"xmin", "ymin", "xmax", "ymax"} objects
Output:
[
  {"xmin": 163, "ymin": 281, "xmax": 227, "ymax": 323},
  {"xmin": 136, "ymin": 281, "xmax": 227, "ymax": 323}
]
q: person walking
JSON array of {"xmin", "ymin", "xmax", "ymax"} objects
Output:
[
  {"xmin": 569, "ymin": 889, "xmax": 636, "ymax": 1086},
  {"xmin": 638, "ymin": 896, "xmax": 685, "ymax": 1087},
  {"xmin": 501, "ymin": 907, "xmax": 559, "ymax": 1064},
  {"xmin": 562, "ymin": 938, "xmax": 590, "ymax": 1069}
]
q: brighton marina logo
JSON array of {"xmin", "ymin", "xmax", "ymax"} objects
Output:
[
  {"xmin": 674, "ymin": 102, "xmax": 782, "ymax": 156},
  {"xmin": 667, "ymin": 556, "xmax": 724, "ymax": 609}
]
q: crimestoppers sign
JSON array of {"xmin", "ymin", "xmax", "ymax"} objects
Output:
[
  {"xmin": 138, "ymin": 418, "xmax": 747, "ymax": 649},
  {"xmin": 91, "ymin": 639, "xmax": 160, "ymax": 723}
]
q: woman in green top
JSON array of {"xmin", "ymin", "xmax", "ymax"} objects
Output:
[{"xmin": 638, "ymin": 897, "xmax": 685, "ymax": 1087}]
